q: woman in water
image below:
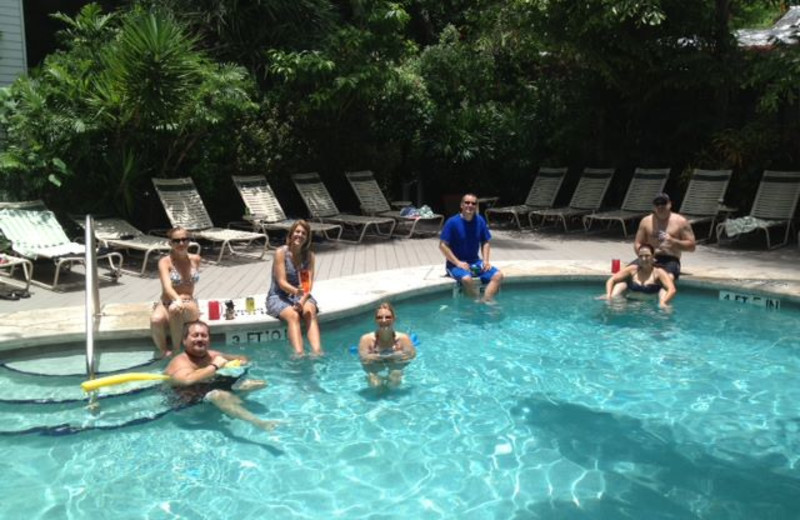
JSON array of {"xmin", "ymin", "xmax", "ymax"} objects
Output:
[
  {"xmin": 358, "ymin": 302, "xmax": 417, "ymax": 388},
  {"xmin": 266, "ymin": 220, "xmax": 322, "ymax": 357},
  {"xmin": 151, "ymin": 227, "xmax": 201, "ymax": 357},
  {"xmin": 604, "ymin": 243, "xmax": 676, "ymax": 308}
]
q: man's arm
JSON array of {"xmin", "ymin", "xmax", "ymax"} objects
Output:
[
  {"xmin": 166, "ymin": 355, "xmax": 227, "ymax": 386},
  {"xmin": 439, "ymin": 240, "xmax": 469, "ymax": 270},
  {"xmin": 634, "ymin": 216, "xmax": 650, "ymax": 254},
  {"xmin": 481, "ymin": 241, "xmax": 492, "ymax": 270}
]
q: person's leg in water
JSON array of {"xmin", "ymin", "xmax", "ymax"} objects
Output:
[
  {"xmin": 150, "ymin": 303, "xmax": 171, "ymax": 357},
  {"xmin": 482, "ymin": 270, "xmax": 504, "ymax": 302},
  {"xmin": 387, "ymin": 369, "xmax": 404, "ymax": 388},
  {"xmin": 279, "ymin": 306, "xmax": 305, "ymax": 357},
  {"xmin": 460, "ymin": 275, "xmax": 480, "ymax": 299},
  {"xmin": 205, "ymin": 389, "xmax": 277, "ymax": 431},
  {"xmin": 302, "ymin": 301, "xmax": 323, "ymax": 356}
]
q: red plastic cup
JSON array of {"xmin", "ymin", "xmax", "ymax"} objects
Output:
[
  {"xmin": 208, "ymin": 300, "xmax": 221, "ymax": 320},
  {"xmin": 300, "ymin": 269, "xmax": 311, "ymax": 293},
  {"xmin": 611, "ymin": 259, "xmax": 621, "ymax": 273}
]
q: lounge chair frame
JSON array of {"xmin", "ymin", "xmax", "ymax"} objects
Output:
[
  {"xmin": 85, "ymin": 218, "xmax": 201, "ymax": 275},
  {"xmin": 0, "ymin": 201, "xmax": 123, "ymax": 290},
  {"xmin": 715, "ymin": 170, "xmax": 800, "ymax": 249},
  {"xmin": 0, "ymin": 253, "xmax": 32, "ymax": 293},
  {"xmin": 485, "ymin": 167, "xmax": 567, "ymax": 229},
  {"xmin": 582, "ymin": 168, "xmax": 670, "ymax": 237},
  {"xmin": 528, "ymin": 168, "xmax": 615, "ymax": 231},
  {"xmin": 152, "ymin": 177, "xmax": 268, "ymax": 263},
  {"xmin": 344, "ymin": 170, "xmax": 444, "ymax": 238},
  {"xmin": 292, "ymin": 172, "xmax": 396, "ymax": 243},
  {"xmin": 678, "ymin": 169, "xmax": 733, "ymax": 242},
  {"xmin": 231, "ymin": 175, "xmax": 343, "ymax": 243}
]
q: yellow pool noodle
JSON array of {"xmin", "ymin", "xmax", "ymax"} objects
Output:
[{"xmin": 81, "ymin": 373, "xmax": 170, "ymax": 392}]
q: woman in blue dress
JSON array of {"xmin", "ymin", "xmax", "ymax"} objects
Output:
[{"xmin": 266, "ymin": 220, "xmax": 323, "ymax": 357}]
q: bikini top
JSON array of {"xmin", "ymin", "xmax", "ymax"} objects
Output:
[
  {"xmin": 626, "ymin": 277, "xmax": 661, "ymax": 294},
  {"xmin": 169, "ymin": 266, "xmax": 199, "ymax": 287},
  {"xmin": 370, "ymin": 333, "xmax": 402, "ymax": 355}
]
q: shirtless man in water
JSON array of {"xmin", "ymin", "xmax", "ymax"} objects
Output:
[
  {"xmin": 166, "ymin": 320, "xmax": 276, "ymax": 430},
  {"xmin": 634, "ymin": 192, "xmax": 696, "ymax": 280}
]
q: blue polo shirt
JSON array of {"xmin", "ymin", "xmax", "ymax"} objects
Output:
[{"xmin": 440, "ymin": 213, "xmax": 491, "ymax": 269}]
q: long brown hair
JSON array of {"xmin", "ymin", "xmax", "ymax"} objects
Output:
[{"xmin": 286, "ymin": 220, "xmax": 312, "ymax": 262}]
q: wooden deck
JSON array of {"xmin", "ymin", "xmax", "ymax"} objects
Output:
[{"xmin": 0, "ymin": 228, "xmax": 798, "ymax": 314}]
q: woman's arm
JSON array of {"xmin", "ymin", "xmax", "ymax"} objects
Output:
[
  {"xmin": 394, "ymin": 333, "xmax": 417, "ymax": 362},
  {"xmin": 299, "ymin": 252, "xmax": 315, "ymax": 305},
  {"xmin": 358, "ymin": 334, "xmax": 380, "ymax": 363},
  {"xmin": 657, "ymin": 268, "xmax": 677, "ymax": 307},
  {"xmin": 604, "ymin": 266, "xmax": 633, "ymax": 298}
]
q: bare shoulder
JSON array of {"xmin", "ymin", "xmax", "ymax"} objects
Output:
[{"xmin": 165, "ymin": 353, "xmax": 190, "ymax": 375}]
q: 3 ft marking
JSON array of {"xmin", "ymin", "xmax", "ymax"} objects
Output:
[
  {"xmin": 719, "ymin": 291, "xmax": 780, "ymax": 310},
  {"xmin": 226, "ymin": 327, "xmax": 288, "ymax": 345}
]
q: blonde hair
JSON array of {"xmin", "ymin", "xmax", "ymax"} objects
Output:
[
  {"xmin": 167, "ymin": 226, "xmax": 191, "ymax": 239},
  {"xmin": 375, "ymin": 302, "xmax": 396, "ymax": 319}
]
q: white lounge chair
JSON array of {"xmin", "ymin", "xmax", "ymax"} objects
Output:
[
  {"xmin": 152, "ymin": 177, "xmax": 268, "ymax": 263},
  {"xmin": 231, "ymin": 175, "xmax": 343, "ymax": 243},
  {"xmin": 344, "ymin": 170, "xmax": 444, "ymax": 238},
  {"xmin": 528, "ymin": 168, "xmax": 615, "ymax": 231},
  {"xmin": 83, "ymin": 217, "xmax": 201, "ymax": 275},
  {"xmin": 292, "ymin": 172, "xmax": 396, "ymax": 243},
  {"xmin": 582, "ymin": 168, "xmax": 670, "ymax": 237},
  {"xmin": 715, "ymin": 170, "xmax": 800, "ymax": 249},
  {"xmin": 484, "ymin": 167, "xmax": 567, "ymax": 229},
  {"xmin": 0, "ymin": 201, "xmax": 123, "ymax": 290},
  {"xmin": 678, "ymin": 169, "xmax": 733, "ymax": 242}
]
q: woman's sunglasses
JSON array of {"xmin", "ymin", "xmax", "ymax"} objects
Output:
[{"xmin": 171, "ymin": 238, "xmax": 190, "ymax": 245}]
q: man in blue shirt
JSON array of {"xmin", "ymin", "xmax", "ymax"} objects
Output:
[{"xmin": 439, "ymin": 193, "xmax": 504, "ymax": 301}]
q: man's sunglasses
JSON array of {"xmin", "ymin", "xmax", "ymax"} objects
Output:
[{"xmin": 462, "ymin": 201, "xmax": 477, "ymax": 206}]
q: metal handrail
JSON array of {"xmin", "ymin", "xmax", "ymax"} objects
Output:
[{"xmin": 84, "ymin": 215, "xmax": 101, "ymax": 407}]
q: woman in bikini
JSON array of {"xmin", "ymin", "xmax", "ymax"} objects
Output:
[
  {"xmin": 603, "ymin": 243, "xmax": 676, "ymax": 308},
  {"xmin": 266, "ymin": 220, "xmax": 322, "ymax": 357},
  {"xmin": 151, "ymin": 227, "xmax": 201, "ymax": 357},
  {"xmin": 358, "ymin": 302, "xmax": 417, "ymax": 388}
]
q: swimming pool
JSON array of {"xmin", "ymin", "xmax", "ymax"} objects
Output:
[{"xmin": 1, "ymin": 282, "xmax": 799, "ymax": 519}]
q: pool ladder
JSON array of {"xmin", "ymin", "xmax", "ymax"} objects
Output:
[{"xmin": 84, "ymin": 215, "xmax": 101, "ymax": 409}]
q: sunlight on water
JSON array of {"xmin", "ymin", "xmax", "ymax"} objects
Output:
[{"xmin": 1, "ymin": 283, "xmax": 799, "ymax": 519}]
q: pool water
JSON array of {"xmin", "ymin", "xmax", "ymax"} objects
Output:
[{"xmin": 1, "ymin": 283, "xmax": 799, "ymax": 519}]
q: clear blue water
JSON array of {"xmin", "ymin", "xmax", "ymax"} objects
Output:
[{"xmin": 1, "ymin": 283, "xmax": 799, "ymax": 519}]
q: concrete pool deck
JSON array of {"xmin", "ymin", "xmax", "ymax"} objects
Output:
[{"xmin": 0, "ymin": 230, "xmax": 798, "ymax": 352}]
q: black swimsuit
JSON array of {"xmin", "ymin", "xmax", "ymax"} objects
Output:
[
  {"xmin": 165, "ymin": 375, "xmax": 240, "ymax": 408},
  {"xmin": 626, "ymin": 278, "xmax": 662, "ymax": 294}
]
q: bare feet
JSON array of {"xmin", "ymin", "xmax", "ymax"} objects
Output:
[
  {"xmin": 255, "ymin": 419, "xmax": 279, "ymax": 431},
  {"xmin": 237, "ymin": 379, "xmax": 267, "ymax": 392}
]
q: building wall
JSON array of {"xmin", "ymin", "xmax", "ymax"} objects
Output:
[{"xmin": 0, "ymin": 0, "xmax": 27, "ymax": 86}]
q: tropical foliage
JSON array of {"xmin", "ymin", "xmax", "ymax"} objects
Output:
[{"xmin": 0, "ymin": 0, "xmax": 797, "ymax": 219}]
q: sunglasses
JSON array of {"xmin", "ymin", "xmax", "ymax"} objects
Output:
[
  {"xmin": 171, "ymin": 238, "xmax": 190, "ymax": 244},
  {"xmin": 375, "ymin": 315, "xmax": 393, "ymax": 321},
  {"xmin": 638, "ymin": 254, "xmax": 653, "ymax": 259},
  {"xmin": 462, "ymin": 201, "xmax": 477, "ymax": 206}
]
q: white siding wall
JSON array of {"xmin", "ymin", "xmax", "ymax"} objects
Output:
[{"xmin": 0, "ymin": 0, "xmax": 26, "ymax": 86}]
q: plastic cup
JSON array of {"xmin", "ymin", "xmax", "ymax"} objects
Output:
[
  {"xmin": 245, "ymin": 296, "xmax": 256, "ymax": 315},
  {"xmin": 611, "ymin": 259, "xmax": 621, "ymax": 273},
  {"xmin": 208, "ymin": 300, "xmax": 220, "ymax": 320},
  {"xmin": 300, "ymin": 269, "xmax": 311, "ymax": 293}
]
